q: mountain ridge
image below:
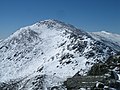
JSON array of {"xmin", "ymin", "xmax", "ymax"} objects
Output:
[{"xmin": 90, "ymin": 31, "xmax": 120, "ymax": 51}]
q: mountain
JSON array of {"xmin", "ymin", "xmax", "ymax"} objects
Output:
[
  {"xmin": 0, "ymin": 19, "xmax": 120, "ymax": 90},
  {"xmin": 0, "ymin": 39, "xmax": 2, "ymax": 43},
  {"xmin": 90, "ymin": 31, "xmax": 120, "ymax": 51}
]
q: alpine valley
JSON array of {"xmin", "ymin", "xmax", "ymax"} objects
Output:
[{"xmin": 0, "ymin": 20, "xmax": 120, "ymax": 90}]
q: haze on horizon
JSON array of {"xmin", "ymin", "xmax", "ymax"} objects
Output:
[{"xmin": 0, "ymin": 0, "xmax": 120, "ymax": 39}]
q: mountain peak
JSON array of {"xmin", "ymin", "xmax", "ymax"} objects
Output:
[
  {"xmin": 34, "ymin": 19, "xmax": 77, "ymax": 30},
  {"xmin": 39, "ymin": 19, "xmax": 67, "ymax": 25},
  {"xmin": 101, "ymin": 31, "xmax": 111, "ymax": 34},
  {"xmin": 40, "ymin": 19, "xmax": 61, "ymax": 23}
]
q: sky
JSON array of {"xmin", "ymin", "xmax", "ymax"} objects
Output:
[{"xmin": 0, "ymin": 0, "xmax": 120, "ymax": 39}]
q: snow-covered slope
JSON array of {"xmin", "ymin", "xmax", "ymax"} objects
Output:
[
  {"xmin": 0, "ymin": 20, "xmax": 119, "ymax": 89},
  {"xmin": 90, "ymin": 31, "xmax": 120, "ymax": 51},
  {"xmin": 0, "ymin": 39, "xmax": 2, "ymax": 43}
]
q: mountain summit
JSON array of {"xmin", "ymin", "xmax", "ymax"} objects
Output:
[{"xmin": 0, "ymin": 19, "xmax": 120, "ymax": 90}]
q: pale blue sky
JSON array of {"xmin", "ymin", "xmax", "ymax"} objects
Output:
[{"xmin": 0, "ymin": 0, "xmax": 120, "ymax": 38}]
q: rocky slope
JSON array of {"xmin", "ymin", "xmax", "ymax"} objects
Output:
[{"xmin": 0, "ymin": 19, "xmax": 120, "ymax": 90}]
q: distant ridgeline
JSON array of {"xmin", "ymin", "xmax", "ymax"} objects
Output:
[{"xmin": 64, "ymin": 52, "xmax": 120, "ymax": 90}]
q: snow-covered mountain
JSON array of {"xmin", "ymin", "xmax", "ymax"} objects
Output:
[
  {"xmin": 90, "ymin": 31, "xmax": 120, "ymax": 51},
  {"xmin": 0, "ymin": 19, "xmax": 120, "ymax": 90},
  {"xmin": 0, "ymin": 39, "xmax": 2, "ymax": 43}
]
